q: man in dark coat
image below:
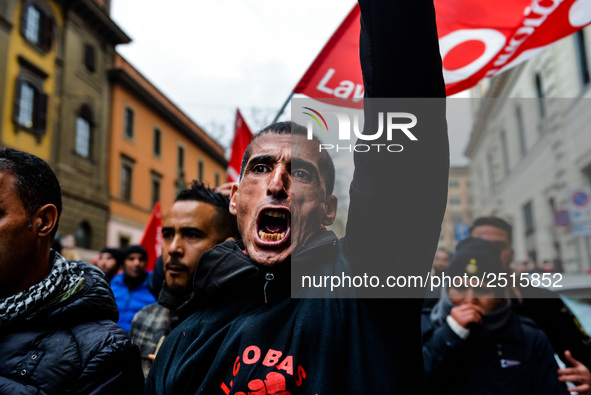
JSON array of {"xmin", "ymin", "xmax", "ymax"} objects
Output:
[
  {"xmin": 0, "ymin": 148, "xmax": 144, "ymax": 394},
  {"xmin": 145, "ymin": 0, "xmax": 448, "ymax": 393},
  {"xmin": 422, "ymin": 237, "xmax": 568, "ymax": 394},
  {"xmin": 470, "ymin": 216, "xmax": 591, "ymax": 393}
]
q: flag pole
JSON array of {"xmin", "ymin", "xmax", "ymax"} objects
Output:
[{"xmin": 272, "ymin": 92, "xmax": 294, "ymax": 124}]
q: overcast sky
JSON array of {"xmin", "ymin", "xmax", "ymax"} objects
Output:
[{"xmin": 110, "ymin": 0, "xmax": 470, "ymax": 165}]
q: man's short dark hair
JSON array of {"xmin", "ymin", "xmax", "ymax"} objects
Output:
[
  {"xmin": 0, "ymin": 148, "xmax": 62, "ymax": 239},
  {"xmin": 175, "ymin": 180, "xmax": 237, "ymax": 239},
  {"xmin": 469, "ymin": 216, "xmax": 513, "ymax": 244},
  {"xmin": 124, "ymin": 245, "xmax": 148, "ymax": 261},
  {"xmin": 239, "ymin": 121, "xmax": 336, "ymax": 195}
]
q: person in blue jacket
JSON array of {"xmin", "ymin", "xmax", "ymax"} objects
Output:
[
  {"xmin": 111, "ymin": 245, "xmax": 156, "ymax": 332},
  {"xmin": 422, "ymin": 237, "xmax": 569, "ymax": 394}
]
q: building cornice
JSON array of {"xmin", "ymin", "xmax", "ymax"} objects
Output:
[
  {"xmin": 109, "ymin": 56, "xmax": 227, "ymax": 167},
  {"xmin": 57, "ymin": 0, "xmax": 130, "ymax": 45}
]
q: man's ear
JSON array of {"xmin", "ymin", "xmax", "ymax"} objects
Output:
[
  {"xmin": 34, "ymin": 204, "xmax": 59, "ymax": 238},
  {"xmin": 229, "ymin": 183, "xmax": 239, "ymax": 216},
  {"xmin": 322, "ymin": 195, "xmax": 338, "ymax": 226}
]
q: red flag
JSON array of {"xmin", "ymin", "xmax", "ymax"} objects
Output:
[
  {"xmin": 227, "ymin": 109, "xmax": 254, "ymax": 182},
  {"xmin": 140, "ymin": 202, "xmax": 162, "ymax": 272},
  {"xmin": 294, "ymin": 5, "xmax": 362, "ymax": 108},
  {"xmin": 294, "ymin": 0, "xmax": 591, "ymax": 100}
]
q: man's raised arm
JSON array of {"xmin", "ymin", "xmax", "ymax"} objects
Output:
[{"xmin": 346, "ymin": 0, "xmax": 449, "ymax": 295}]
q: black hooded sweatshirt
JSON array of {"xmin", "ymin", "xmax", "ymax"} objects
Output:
[{"xmin": 146, "ymin": 0, "xmax": 448, "ymax": 393}]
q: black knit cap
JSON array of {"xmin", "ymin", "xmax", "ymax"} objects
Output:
[
  {"xmin": 447, "ymin": 237, "xmax": 503, "ymax": 278},
  {"xmin": 124, "ymin": 245, "xmax": 147, "ymax": 261},
  {"xmin": 99, "ymin": 247, "xmax": 124, "ymax": 267}
]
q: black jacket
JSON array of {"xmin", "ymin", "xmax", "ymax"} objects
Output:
[
  {"xmin": 146, "ymin": 0, "xmax": 448, "ymax": 393},
  {"xmin": 511, "ymin": 285, "xmax": 591, "ymax": 368},
  {"xmin": 422, "ymin": 309, "xmax": 569, "ymax": 394},
  {"xmin": 0, "ymin": 259, "xmax": 144, "ymax": 394}
]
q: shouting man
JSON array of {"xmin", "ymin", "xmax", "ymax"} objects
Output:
[{"xmin": 146, "ymin": 0, "xmax": 448, "ymax": 393}]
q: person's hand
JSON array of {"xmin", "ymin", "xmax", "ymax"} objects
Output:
[
  {"xmin": 215, "ymin": 182, "xmax": 237, "ymax": 198},
  {"xmin": 558, "ymin": 350, "xmax": 591, "ymax": 394},
  {"xmin": 449, "ymin": 304, "xmax": 484, "ymax": 329}
]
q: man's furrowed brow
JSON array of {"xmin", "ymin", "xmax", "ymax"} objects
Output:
[{"xmin": 246, "ymin": 154, "xmax": 275, "ymax": 168}]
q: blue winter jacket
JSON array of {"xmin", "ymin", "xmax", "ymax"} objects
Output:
[{"xmin": 111, "ymin": 273, "xmax": 156, "ymax": 333}]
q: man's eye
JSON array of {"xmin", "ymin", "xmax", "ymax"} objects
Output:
[
  {"xmin": 185, "ymin": 232, "xmax": 200, "ymax": 240},
  {"xmin": 293, "ymin": 169, "xmax": 311, "ymax": 180},
  {"xmin": 252, "ymin": 164, "xmax": 268, "ymax": 173},
  {"xmin": 162, "ymin": 232, "xmax": 173, "ymax": 239}
]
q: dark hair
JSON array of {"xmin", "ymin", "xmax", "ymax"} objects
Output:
[
  {"xmin": 124, "ymin": 245, "xmax": 147, "ymax": 261},
  {"xmin": 175, "ymin": 180, "xmax": 237, "ymax": 239},
  {"xmin": 239, "ymin": 121, "xmax": 336, "ymax": 195},
  {"xmin": 0, "ymin": 148, "xmax": 62, "ymax": 240},
  {"xmin": 469, "ymin": 216, "xmax": 513, "ymax": 244},
  {"xmin": 100, "ymin": 247, "xmax": 125, "ymax": 267}
]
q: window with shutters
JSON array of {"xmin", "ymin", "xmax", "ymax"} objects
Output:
[
  {"xmin": 13, "ymin": 77, "xmax": 48, "ymax": 137},
  {"xmin": 84, "ymin": 44, "xmax": 96, "ymax": 73},
  {"xmin": 20, "ymin": 1, "xmax": 54, "ymax": 51},
  {"xmin": 151, "ymin": 171, "xmax": 162, "ymax": 209},
  {"xmin": 120, "ymin": 156, "xmax": 135, "ymax": 202},
  {"xmin": 178, "ymin": 145, "xmax": 185, "ymax": 175},
  {"xmin": 124, "ymin": 107, "xmax": 134, "ymax": 139},
  {"xmin": 198, "ymin": 160, "xmax": 203, "ymax": 182},
  {"xmin": 75, "ymin": 104, "xmax": 94, "ymax": 158},
  {"xmin": 153, "ymin": 127, "xmax": 161, "ymax": 157}
]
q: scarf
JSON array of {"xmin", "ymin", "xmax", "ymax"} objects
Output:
[{"xmin": 0, "ymin": 252, "xmax": 82, "ymax": 327}]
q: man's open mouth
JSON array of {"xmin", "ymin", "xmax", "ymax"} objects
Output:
[{"xmin": 257, "ymin": 208, "xmax": 290, "ymax": 243}]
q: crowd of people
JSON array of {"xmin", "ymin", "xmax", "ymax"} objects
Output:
[{"xmin": 1, "ymin": 0, "xmax": 590, "ymax": 393}]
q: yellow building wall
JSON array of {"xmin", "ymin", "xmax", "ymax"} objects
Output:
[
  {"xmin": 1, "ymin": 1, "xmax": 62, "ymax": 160},
  {"xmin": 109, "ymin": 85, "xmax": 226, "ymax": 225}
]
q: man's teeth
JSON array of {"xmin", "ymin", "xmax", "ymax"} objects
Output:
[
  {"xmin": 258, "ymin": 230, "xmax": 286, "ymax": 240},
  {"xmin": 265, "ymin": 210, "xmax": 287, "ymax": 219}
]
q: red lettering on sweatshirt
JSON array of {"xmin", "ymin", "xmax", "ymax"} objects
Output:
[
  {"xmin": 276, "ymin": 356, "xmax": 293, "ymax": 375},
  {"xmin": 243, "ymin": 345, "xmax": 261, "ymax": 364},
  {"xmin": 262, "ymin": 349, "xmax": 283, "ymax": 367}
]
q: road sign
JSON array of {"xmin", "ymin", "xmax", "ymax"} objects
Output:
[
  {"xmin": 554, "ymin": 210, "xmax": 570, "ymax": 227},
  {"xmin": 454, "ymin": 221, "xmax": 470, "ymax": 241},
  {"xmin": 567, "ymin": 186, "xmax": 591, "ymax": 236}
]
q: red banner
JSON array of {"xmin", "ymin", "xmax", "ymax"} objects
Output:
[
  {"xmin": 294, "ymin": 0, "xmax": 591, "ymax": 102},
  {"xmin": 227, "ymin": 109, "xmax": 254, "ymax": 182},
  {"xmin": 140, "ymin": 202, "xmax": 162, "ymax": 272}
]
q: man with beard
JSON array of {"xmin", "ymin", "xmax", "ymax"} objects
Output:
[
  {"xmin": 145, "ymin": 0, "xmax": 448, "ymax": 392},
  {"xmin": 0, "ymin": 148, "xmax": 143, "ymax": 393},
  {"xmin": 130, "ymin": 181, "xmax": 236, "ymax": 377}
]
